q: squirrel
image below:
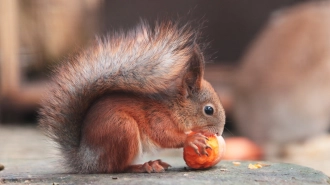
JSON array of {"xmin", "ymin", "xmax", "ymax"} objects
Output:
[{"xmin": 38, "ymin": 20, "xmax": 226, "ymax": 173}]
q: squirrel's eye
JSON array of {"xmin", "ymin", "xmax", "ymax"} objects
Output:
[{"xmin": 204, "ymin": 106, "xmax": 214, "ymax": 115}]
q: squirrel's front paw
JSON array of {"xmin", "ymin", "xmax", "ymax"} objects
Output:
[{"xmin": 184, "ymin": 132, "xmax": 211, "ymax": 156}]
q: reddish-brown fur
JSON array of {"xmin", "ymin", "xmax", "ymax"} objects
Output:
[
  {"xmin": 82, "ymin": 94, "xmax": 187, "ymax": 172},
  {"xmin": 39, "ymin": 20, "xmax": 225, "ymax": 173}
]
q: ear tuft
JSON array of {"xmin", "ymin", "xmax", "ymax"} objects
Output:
[{"xmin": 181, "ymin": 44, "xmax": 205, "ymax": 97}]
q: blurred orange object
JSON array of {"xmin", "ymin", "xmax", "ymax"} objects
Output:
[
  {"xmin": 183, "ymin": 133, "xmax": 226, "ymax": 169},
  {"xmin": 222, "ymin": 137, "xmax": 263, "ymax": 160}
]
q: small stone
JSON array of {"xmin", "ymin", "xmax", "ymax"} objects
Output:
[
  {"xmin": 232, "ymin": 161, "xmax": 241, "ymax": 166},
  {"xmin": 0, "ymin": 164, "xmax": 4, "ymax": 171},
  {"xmin": 248, "ymin": 163, "xmax": 263, "ymax": 169}
]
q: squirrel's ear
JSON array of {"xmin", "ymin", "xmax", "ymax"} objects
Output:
[{"xmin": 181, "ymin": 44, "xmax": 205, "ymax": 97}]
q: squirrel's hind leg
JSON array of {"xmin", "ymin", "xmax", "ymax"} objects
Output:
[
  {"xmin": 82, "ymin": 109, "xmax": 170, "ymax": 173},
  {"xmin": 82, "ymin": 108, "xmax": 142, "ymax": 173},
  {"xmin": 81, "ymin": 95, "xmax": 172, "ymax": 173},
  {"xmin": 83, "ymin": 111, "xmax": 171, "ymax": 173}
]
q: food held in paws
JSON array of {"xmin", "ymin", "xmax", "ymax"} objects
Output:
[{"xmin": 183, "ymin": 133, "xmax": 226, "ymax": 169}]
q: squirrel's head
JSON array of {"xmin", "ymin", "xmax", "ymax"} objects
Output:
[{"xmin": 175, "ymin": 45, "xmax": 226, "ymax": 136}]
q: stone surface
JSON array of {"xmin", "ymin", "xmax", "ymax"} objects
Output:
[
  {"xmin": 0, "ymin": 125, "xmax": 329, "ymax": 185},
  {"xmin": 1, "ymin": 161, "xmax": 329, "ymax": 185}
]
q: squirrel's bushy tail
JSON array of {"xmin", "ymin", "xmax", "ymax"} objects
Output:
[{"xmin": 38, "ymin": 20, "xmax": 203, "ymax": 172}]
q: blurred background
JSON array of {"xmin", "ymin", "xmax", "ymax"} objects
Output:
[{"xmin": 1, "ymin": 0, "xmax": 329, "ymax": 176}]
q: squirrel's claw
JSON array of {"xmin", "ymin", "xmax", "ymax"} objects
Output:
[
  {"xmin": 185, "ymin": 133, "xmax": 211, "ymax": 156},
  {"xmin": 156, "ymin": 159, "xmax": 172, "ymax": 169},
  {"xmin": 143, "ymin": 159, "xmax": 171, "ymax": 173},
  {"xmin": 142, "ymin": 162, "xmax": 154, "ymax": 173},
  {"xmin": 125, "ymin": 159, "xmax": 171, "ymax": 173}
]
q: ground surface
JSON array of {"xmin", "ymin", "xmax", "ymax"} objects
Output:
[{"xmin": 0, "ymin": 125, "xmax": 329, "ymax": 185}]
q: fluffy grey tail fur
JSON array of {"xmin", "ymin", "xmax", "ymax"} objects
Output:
[{"xmin": 38, "ymin": 20, "xmax": 202, "ymax": 172}]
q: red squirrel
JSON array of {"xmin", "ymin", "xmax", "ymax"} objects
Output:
[{"xmin": 39, "ymin": 20, "xmax": 225, "ymax": 173}]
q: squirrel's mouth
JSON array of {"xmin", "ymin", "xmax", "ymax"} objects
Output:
[{"xmin": 191, "ymin": 125, "xmax": 223, "ymax": 136}]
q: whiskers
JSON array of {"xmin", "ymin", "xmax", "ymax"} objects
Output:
[{"xmin": 223, "ymin": 119, "xmax": 235, "ymax": 137}]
